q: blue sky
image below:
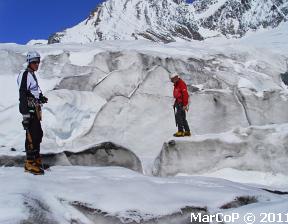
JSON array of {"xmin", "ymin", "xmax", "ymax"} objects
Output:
[
  {"xmin": 0, "ymin": 0, "xmax": 104, "ymax": 44},
  {"xmin": 0, "ymin": 0, "xmax": 194, "ymax": 44}
]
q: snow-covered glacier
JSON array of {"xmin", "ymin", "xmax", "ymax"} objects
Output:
[{"xmin": 0, "ymin": 22, "xmax": 288, "ymax": 223}]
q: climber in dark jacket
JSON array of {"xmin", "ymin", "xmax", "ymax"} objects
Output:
[{"xmin": 17, "ymin": 51, "xmax": 48, "ymax": 175}]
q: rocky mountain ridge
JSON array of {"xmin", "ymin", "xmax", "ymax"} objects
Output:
[{"xmin": 49, "ymin": 0, "xmax": 288, "ymax": 43}]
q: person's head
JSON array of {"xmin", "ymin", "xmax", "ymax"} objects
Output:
[
  {"xmin": 26, "ymin": 51, "xmax": 41, "ymax": 71},
  {"xmin": 170, "ymin": 73, "xmax": 179, "ymax": 83}
]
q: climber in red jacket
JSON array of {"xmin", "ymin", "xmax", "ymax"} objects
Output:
[{"xmin": 170, "ymin": 73, "xmax": 191, "ymax": 137}]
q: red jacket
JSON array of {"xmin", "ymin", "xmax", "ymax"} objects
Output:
[{"xmin": 173, "ymin": 78, "xmax": 189, "ymax": 106}]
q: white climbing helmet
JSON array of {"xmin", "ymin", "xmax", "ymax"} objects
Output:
[
  {"xmin": 26, "ymin": 51, "xmax": 41, "ymax": 63},
  {"xmin": 169, "ymin": 72, "xmax": 179, "ymax": 79}
]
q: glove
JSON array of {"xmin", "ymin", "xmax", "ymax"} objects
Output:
[
  {"xmin": 39, "ymin": 93, "xmax": 48, "ymax": 104},
  {"xmin": 22, "ymin": 114, "xmax": 31, "ymax": 130}
]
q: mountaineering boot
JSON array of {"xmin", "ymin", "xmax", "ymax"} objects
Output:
[
  {"xmin": 35, "ymin": 157, "xmax": 50, "ymax": 170},
  {"xmin": 184, "ymin": 131, "xmax": 191, "ymax": 137},
  {"xmin": 173, "ymin": 131, "xmax": 185, "ymax": 137},
  {"xmin": 24, "ymin": 160, "xmax": 44, "ymax": 175},
  {"xmin": 35, "ymin": 157, "xmax": 42, "ymax": 167},
  {"xmin": 35, "ymin": 157, "xmax": 44, "ymax": 171}
]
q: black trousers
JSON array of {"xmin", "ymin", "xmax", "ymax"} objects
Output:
[
  {"xmin": 25, "ymin": 115, "xmax": 43, "ymax": 160},
  {"xmin": 175, "ymin": 103, "xmax": 190, "ymax": 132}
]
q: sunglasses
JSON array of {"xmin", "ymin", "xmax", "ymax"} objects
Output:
[{"xmin": 31, "ymin": 61, "xmax": 40, "ymax": 64}]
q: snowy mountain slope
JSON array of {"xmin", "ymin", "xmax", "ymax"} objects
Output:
[
  {"xmin": 49, "ymin": 0, "xmax": 202, "ymax": 43},
  {"xmin": 48, "ymin": 0, "xmax": 288, "ymax": 43},
  {"xmin": 194, "ymin": 0, "xmax": 288, "ymax": 37}
]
